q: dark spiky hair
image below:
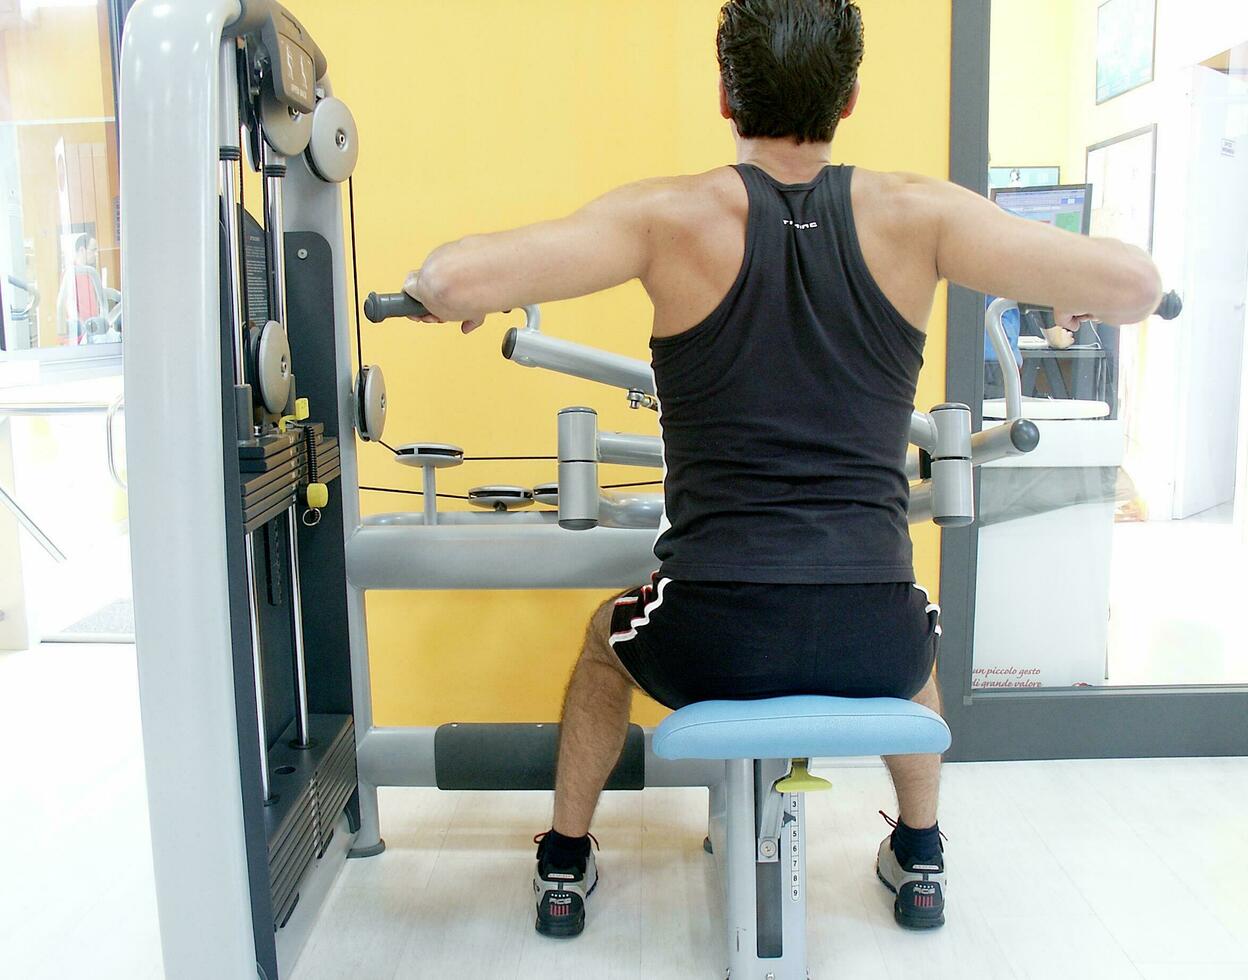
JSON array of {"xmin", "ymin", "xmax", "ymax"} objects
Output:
[{"xmin": 717, "ymin": 0, "xmax": 864, "ymax": 144}]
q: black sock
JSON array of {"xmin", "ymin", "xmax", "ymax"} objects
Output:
[
  {"xmin": 539, "ymin": 829, "xmax": 591, "ymax": 871},
  {"xmin": 891, "ymin": 819, "xmax": 942, "ymax": 867}
]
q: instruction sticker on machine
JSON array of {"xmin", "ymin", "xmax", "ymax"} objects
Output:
[{"xmin": 789, "ymin": 795, "xmax": 801, "ymax": 902}]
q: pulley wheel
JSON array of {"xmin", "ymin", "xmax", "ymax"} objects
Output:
[
  {"xmin": 256, "ymin": 320, "xmax": 292, "ymax": 415},
  {"xmin": 355, "ymin": 365, "xmax": 388, "ymax": 442},
  {"xmin": 394, "ymin": 444, "xmax": 465, "ymax": 468},
  {"xmin": 468, "ymin": 486, "xmax": 535, "ymax": 512},
  {"xmin": 533, "ymin": 483, "xmax": 560, "ymax": 507},
  {"xmin": 260, "ymin": 88, "xmax": 313, "ymax": 158},
  {"xmin": 305, "ymin": 96, "xmax": 359, "ymax": 183}
]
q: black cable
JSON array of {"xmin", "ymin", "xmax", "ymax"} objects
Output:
[
  {"xmin": 462, "ymin": 455, "xmax": 557, "ymax": 462},
  {"xmin": 360, "ymin": 481, "xmax": 659, "ymax": 503},
  {"xmin": 360, "ymin": 485, "xmax": 471, "ymax": 501},
  {"xmin": 348, "ymin": 175, "xmax": 364, "ymax": 370},
  {"xmin": 377, "ymin": 438, "xmax": 400, "ymax": 454}
]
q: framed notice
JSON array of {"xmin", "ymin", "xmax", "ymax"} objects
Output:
[
  {"xmin": 1086, "ymin": 125, "xmax": 1157, "ymax": 253},
  {"xmin": 989, "ymin": 166, "xmax": 1061, "ymax": 190},
  {"xmin": 1096, "ymin": 0, "xmax": 1156, "ymax": 104}
]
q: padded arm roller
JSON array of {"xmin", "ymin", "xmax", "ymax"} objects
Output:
[
  {"xmin": 598, "ymin": 431, "xmax": 664, "ymax": 468},
  {"xmin": 503, "ymin": 327, "xmax": 656, "ymax": 395},
  {"xmin": 363, "ymin": 291, "xmax": 429, "ymax": 322},
  {"xmin": 970, "ymin": 417, "xmax": 1040, "ymax": 465}
]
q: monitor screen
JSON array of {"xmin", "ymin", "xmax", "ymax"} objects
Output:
[
  {"xmin": 983, "ymin": 184, "xmax": 1093, "ymax": 363},
  {"xmin": 990, "ymin": 184, "xmax": 1092, "ymax": 235}
]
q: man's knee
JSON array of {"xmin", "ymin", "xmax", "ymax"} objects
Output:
[
  {"xmin": 581, "ymin": 597, "xmax": 633, "ymax": 683},
  {"xmin": 590, "ymin": 597, "xmax": 616, "ymax": 637}
]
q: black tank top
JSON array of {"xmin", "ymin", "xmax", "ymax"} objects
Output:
[{"xmin": 651, "ymin": 163, "xmax": 926, "ymax": 584}]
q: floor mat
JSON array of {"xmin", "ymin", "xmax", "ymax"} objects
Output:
[{"xmin": 61, "ymin": 599, "xmax": 135, "ymax": 637}]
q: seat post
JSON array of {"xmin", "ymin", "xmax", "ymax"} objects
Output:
[
  {"xmin": 717, "ymin": 758, "xmax": 809, "ymax": 979},
  {"xmin": 720, "ymin": 758, "xmax": 759, "ymax": 974},
  {"xmin": 756, "ymin": 759, "xmax": 808, "ymax": 979}
]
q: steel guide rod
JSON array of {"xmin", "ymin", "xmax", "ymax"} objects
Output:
[
  {"xmin": 219, "ymin": 40, "xmax": 273, "ymax": 802},
  {"xmin": 261, "ymin": 137, "xmax": 313, "ymax": 750},
  {"xmin": 0, "ymin": 481, "xmax": 66, "ymax": 561}
]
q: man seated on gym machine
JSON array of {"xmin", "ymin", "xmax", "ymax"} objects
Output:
[{"xmin": 402, "ymin": 0, "xmax": 1161, "ymax": 939}]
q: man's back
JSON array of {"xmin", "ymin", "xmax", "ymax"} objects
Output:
[
  {"xmin": 643, "ymin": 161, "xmax": 926, "ymax": 584},
  {"xmin": 642, "ymin": 164, "xmax": 938, "ymax": 340}
]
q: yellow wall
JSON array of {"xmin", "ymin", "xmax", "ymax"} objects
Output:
[
  {"xmin": 1, "ymin": 8, "xmax": 111, "ymax": 122},
  {"xmin": 989, "ymin": 0, "xmax": 1077, "ymax": 176},
  {"xmin": 288, "ymin": 0, "xmax": 952, "ymax": 727}
]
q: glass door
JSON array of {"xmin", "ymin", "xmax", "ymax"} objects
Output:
[
  {"xmin": 0, "ymin": 0, "xmax": 132, "ymax": 647},
  {"xmin": 940, "ymin": 0, "xmax": 1248, "ymax": 760}
]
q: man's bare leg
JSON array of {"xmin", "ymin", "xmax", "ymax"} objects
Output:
[
  {"xmin": 882, "ymin": 671, "xmax": 943, "ymax": 828},
  {"xmin": 552, "ymin": 599, "xmax": 636, "ymax": 838},
  {"xmin": 878, "ymin": 671, "xmax": 947, "ymax": 928}
]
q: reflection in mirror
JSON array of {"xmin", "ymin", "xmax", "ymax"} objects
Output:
[
  {"xmin": 1, "ymin": 0, "xmax": 131, "ymax": 649},
  {"xmin": 0, "ymin": 0, "xmax": 121, "ymax": 353},
  {"xmin": 975, "ymin": 0, "xmax": 1248, "ymax": 690}
]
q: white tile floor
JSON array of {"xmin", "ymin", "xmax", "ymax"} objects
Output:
[{"xmin": 2, "ymin": 643, "xmax": 1246, "ymax": 980}]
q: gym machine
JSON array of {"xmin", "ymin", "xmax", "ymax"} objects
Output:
[
  {"xmin": 123, "ymin": 1, "xmax": 362, "ymax": 976},
  {"xmin": 119, "ymin": 4, "xmax": 1033, "ymax": 976},
  {"xmin": 123, "ymin": 1, "xmax": 1182, "ymax": 976}
]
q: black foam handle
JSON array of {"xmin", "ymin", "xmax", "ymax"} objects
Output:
[
  {"xmin": 364, "ymin": 291, "xmax": 429, "ymax": 323},
  {"xmin": 1156, "ymin": 290, "xmax": 1183, "ymax": 321}
]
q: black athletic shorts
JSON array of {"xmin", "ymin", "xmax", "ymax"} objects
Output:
[{"xmin": 608, "ymin": 576, "xmax": 940, "ymax": 710}]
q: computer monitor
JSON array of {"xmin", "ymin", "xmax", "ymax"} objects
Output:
[
  {"xmin": 983, "ymin": 185, "xmax": 1093, "ymax": 366},
  {"xmin": 990, "ymin": 184, "xmax": 1092, "ymax": 235}
]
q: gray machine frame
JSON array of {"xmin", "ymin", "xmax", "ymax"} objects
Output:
[{"xmin": 121, "ymin": 2, "xmax": 1040, "ymax": 976}]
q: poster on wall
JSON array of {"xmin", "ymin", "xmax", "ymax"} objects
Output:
[
  {"xmin": 1086, "ymin": 125, "xmax": 1157, "ymax": 253},
  {"xmin": 988, "ymin": 166, "xmax": 1061, "ymax": 189},
  {"xmin": 1096, "ymin": 0, "xmax": 1157, "ymax": 104}
]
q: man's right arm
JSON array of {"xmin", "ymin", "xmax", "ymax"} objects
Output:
[{"xmin": 918, "ymin": 177, "xmax": 1163, "ymax": 325}]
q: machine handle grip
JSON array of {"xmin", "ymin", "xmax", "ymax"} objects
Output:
[
  {"xmin": 1020, "ymin": 290, "xmax": 1183, "ymax": 333},
  {"xmin": 1156, "ymin": 290, "xmax": 1183, "ymax": 320},
  {"xmin": 364, "ymin": 291, "xmax": 429, "ymax": 323}
]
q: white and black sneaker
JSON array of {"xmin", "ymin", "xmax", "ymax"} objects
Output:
[
  {"xmin": 875, "ymin": 814, "xmax": 946, "ymax": 929},
  {"xmin": 533, "ymin": 832, "xmax": 599, "ymax": 938}
]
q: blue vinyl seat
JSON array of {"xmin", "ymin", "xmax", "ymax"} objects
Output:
[{"xmin": 653, "ymin": 694, "xmax": 951, "ymax": 761}]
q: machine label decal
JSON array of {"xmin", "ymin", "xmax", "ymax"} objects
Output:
[{"xmin": 789, "ymin": 794, "xmax": 801, "ymax": 902}]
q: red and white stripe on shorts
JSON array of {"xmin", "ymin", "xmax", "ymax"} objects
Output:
[{"xmin": 609, "ymin": 572, "xmax": 672, "ymax": 647}]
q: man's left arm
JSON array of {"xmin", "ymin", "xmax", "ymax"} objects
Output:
[{"xmin": 405, "ymin": 180, "xmax": 663, "ymax": 332}]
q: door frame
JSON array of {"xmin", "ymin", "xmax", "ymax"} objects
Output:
[{"xmin": 937, "ymin": 0, "xmax": 1248, "ymax": 762}]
